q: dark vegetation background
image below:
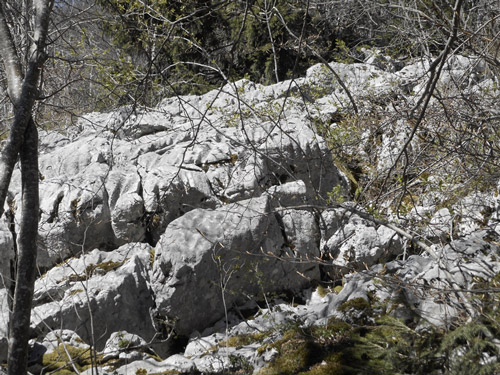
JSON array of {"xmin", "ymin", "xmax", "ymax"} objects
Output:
[{"xmin": 2, "ymin": 0, "xmax": 495, "ymax": 125}]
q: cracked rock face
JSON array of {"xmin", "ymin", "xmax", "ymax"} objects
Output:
[
  {"xmin": 6, "ymin": 77, "xmax": 343, "ymax": 271},
  {"xmin": 1, "ymin": 64, "xmax": 344, "ymax": 356},
  {"xmin": 3, "ymin": 55, "xmax": 496, "ymax": 368},
  {"xmin": 151, "ymin": 195, "xmax": 320, "ymax": 335},
  {"xmin": 321, "ymin": 211, "xmax": 403, "ymax": 271},
  {"xmin": 29, "ymin": 243, "xmax": 156, "ymax": 351}
]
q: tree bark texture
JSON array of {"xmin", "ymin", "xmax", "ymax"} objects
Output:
[
  {"xmin": 0, "ymin": 0, "xmax": 52, "ymax": 218},
  {"xmin": 7, "ymin": 120, "xmax": 39, "ymax": 375},
  {"xmin": 0, "ymin": 1, "xmax": 52, "ymax": 374}
]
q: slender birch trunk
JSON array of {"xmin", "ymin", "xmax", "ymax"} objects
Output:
[{"xmin": 0, "ymin": 1, "xmax": 53, "ymax": 374}]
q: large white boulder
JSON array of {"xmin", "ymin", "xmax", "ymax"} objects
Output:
[
  {"xmin": 29, "ymin": 243, "xmax": 156, "ymax": 351},
  {"xmin": 151, "ymin": 195, "xmax": 320, "ymax": 335}
]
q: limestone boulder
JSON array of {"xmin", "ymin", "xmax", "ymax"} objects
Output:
[
  {"xmin": 102, "ymin": 355, "xmax": 195, "ymax": 375},
  {"xmin": 306, "ymin": 62, "xmax": 399, "ymax": 99},
  {"xmin": 322, "ymin": 212, "xmax": 403, "ymax": 269},
  {"xmin": 278, "ymin": 209, "xmax": 320, "ymax": 262},
  {"xmin": 151, "ymin": 195, "xmax": 320, "ymax": 336},
  {"xmin": 41, "ymin": 329, "xmax": 90, "ymax": 354},
  {"xmin": 235, "ymin": 119, "xmax": 343, "ymax": 201},
  {"xmin": 415, "ymin": 231, "xmax": 500, "ymax": 290},
  {"xmin": 104, "ymin": 168, "xmax": 146, "ymax": 244},
  {"xmin": 265, "ymin": 180, "xmax": 308, "ymax": 208},
  {"xmin": 39, "ymin": 129, "xmax": 71, "ymax": 153},
  {"xmin": 4, "ymin": 61, "xmax": 346, "ymax": 274},
  {"xmin": 425, "ymin": 208, "xmax": 453, "ymax": 240},
  {"xmin": 138, "ymin": 161, "xmax": 218, "ymax": 243},
  {"xmin": 30, "ymin": 243, "xmax": 156, "ymax": 351},
  {"xmin": 3, "ymin": 134, "xmax": 123, "ymax": 269},
  {"xmin": 35, "ymin": 162, "xmax": 116, "ymax": 268},
  {"xmin": 115, "ymin": 109, "xmax": 173, "ymax": 139},
  {"xmin": 452, "ymin": 191, "xmax": 496, "ymax": 236},
  {"xmin": 326, "ymin": 230, "xmax": 500, "ymax": 327},
  {"xmin": 102, "ymin": 331, "xmax": 151, "ymax": 362}
]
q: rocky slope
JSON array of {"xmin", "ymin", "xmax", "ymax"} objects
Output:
[{"xmin": 1, "ymin": 51, "xmax": 500, "ymax": 374}]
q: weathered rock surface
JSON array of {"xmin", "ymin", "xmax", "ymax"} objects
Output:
[
  {"xmin": 6, "ymin": 74, "xmax": 344, "ymax": 269},
  {"xmin": 320, "ymin": 209, "xmax": 403, "ymax": 270},
  {"xmin": 1, "ymin": 61, "xmax": 350, "ymax": 359},
  {"xmin": 28, "ymin": 243, "xmax": 156, "ymax": 351},
  {"xmin": 102, "ymin": 330, "xmax": 151, "ymax": 361},
  {"xmin": 151, "ymin": 195, "xmax": 320, "ymax": 335},
  {"xmin": 41, "ymin": 329, "xmax": 90, "ymax": 354},
  {"xmin": 1, "ymin": 54, "xmax": 499, "ymax": 372},
  {"xmin": 326, "ymin": 229, "xmax": 500, "ymax": 326}
]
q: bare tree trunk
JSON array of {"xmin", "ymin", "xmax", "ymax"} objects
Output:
[
  {"xmin": 6, "ymin": 119, "xmax": 38, "ymax": 375},
  {"xmin": 0, "ymin": 0, "xmax": 52, "ymax": 216},
  {"xmin": 0, "ymin": 1, "xmax": 52, "ymax": 374}
]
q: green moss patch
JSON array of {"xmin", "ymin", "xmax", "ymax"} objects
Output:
[
  {"xmin": 67, "ymin": 259, "xmax": 129, "ymax": 282},
  {"xmin": 315, "ymin": 285, "xmax": 329, "ymax": 298},
  {"xmin": 258, "ymin": 321, "xmax": 357, "ymax": 375},
  {"xmin": 338, "ymin": 297, "xmax": 370, "ymax": 313},
  {"xmin": 85, "ymin": 259, "xmax": 128, "ymax": 275},
  {"xmin": 217, "ymin": 332, "xmax": 270, "ymax": 349},
  {"xmin": 257, "ymin": 313, "xmax": 446, "ymax": 375},
  {"xmin": 67, "ymin": 289, "xmax": 83, "ymax": 296},
  {"xmin": 149, "ymin": 248, "xmax": 156, "ymax": 266},
  {"xmin": 42, "ymin": 344, "xmax": 105, "ymax": 374}
]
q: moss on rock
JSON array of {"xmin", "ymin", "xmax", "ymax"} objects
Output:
[{"xmin": 42, "ymin": 344, "xmax": 103, "ymax": 374}]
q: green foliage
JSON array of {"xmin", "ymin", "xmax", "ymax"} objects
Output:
[
  {"xmin": 93, "ymin": 0, "xmax": 363, "ymax": 97},
  {"xmin": 315, "ymin": 285, "xmax": 330, "ymax": 298},
  {"xmin": 118, "ymin": 339, "xmax": 131, "ymax": 349},
  {"xmin": 338, "ymin": 297, "xmax": 371, "ymax": 313},
  {"xmin": 437, "ymin": 273, "xmax": 500, "ymax": 374},
  {"xmin": 258, "ymin": 274, "xmax": 500, "ymax": 375},
  {"xmin": 332, "ymin": 39, "xmax": 355, "ymax": 64},
  {"xmin": 258, "ymin": 328, "xmax": 316, "ymax": 375},
  {"xmin": 258, "ymin": 310, "xmax": 443, "ymax": 375},
  {"xmin": 93, "ymin": 0, "xmax": 480, "ymax": 101},
  {"xmin": 327, "ymin": 185, "xmax": 347, "ymax": 205},
  {"xmin": 440, "ymin": 322, "xmax": 500, "ymax": 375}
]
